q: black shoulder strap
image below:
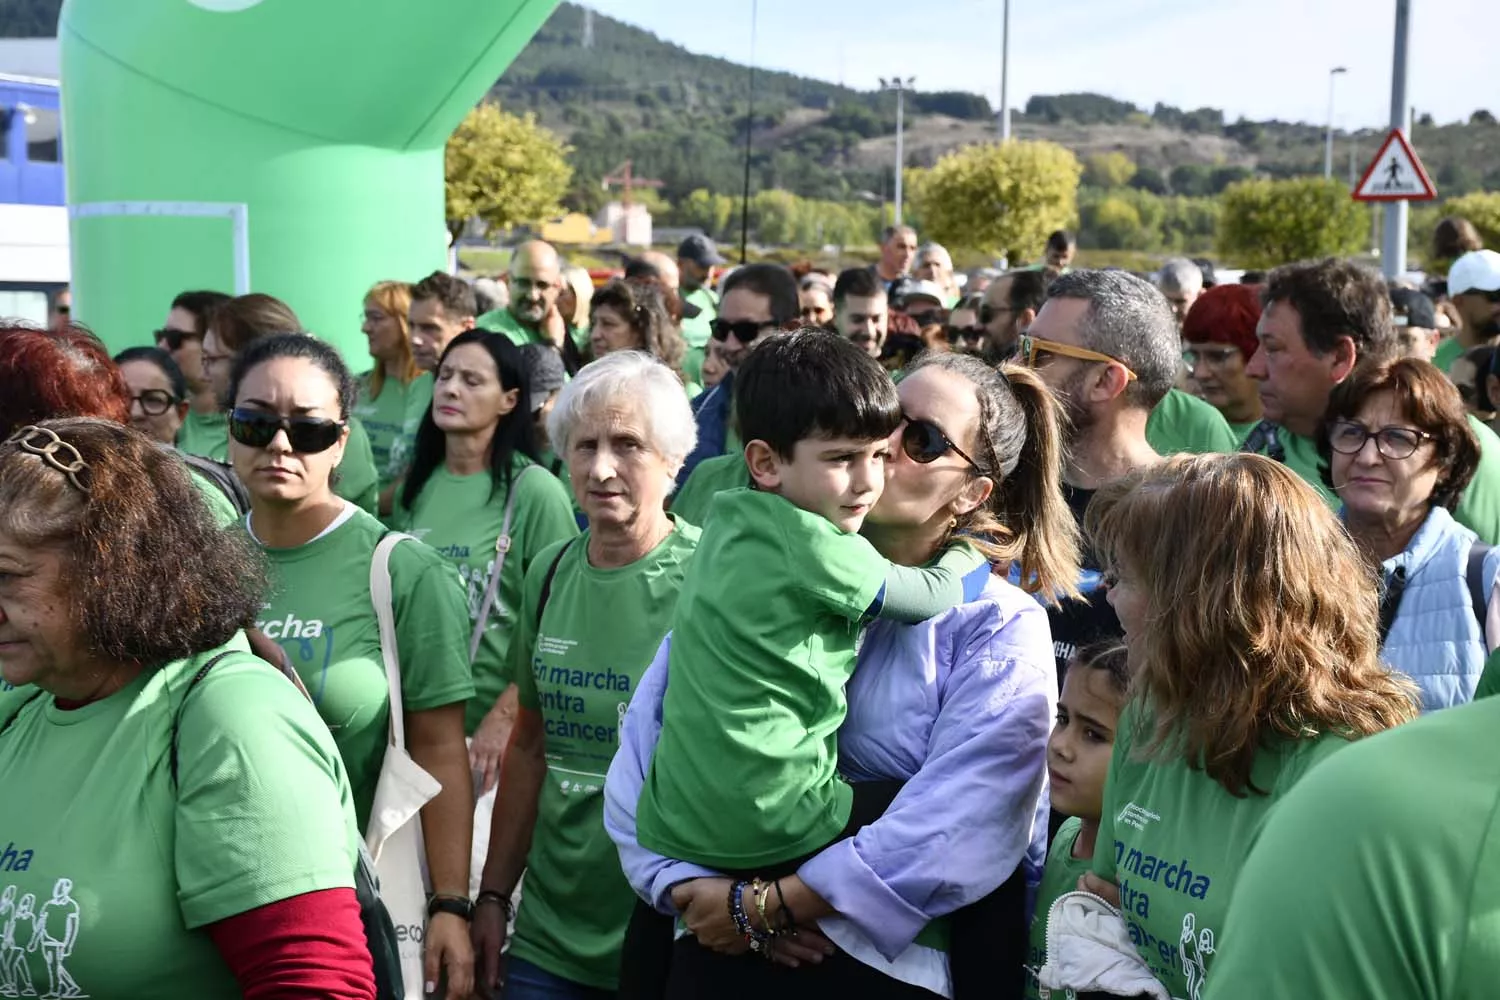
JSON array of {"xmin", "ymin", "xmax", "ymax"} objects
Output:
[
  {"xmin": 1467, "ymin": 540, "xmax": 1492, "ymax": 637},
  {"xmin": 536, "ymin": 538, "xmax": 577, "ymax": 624},
  {"xmin": 176, "ymin": 449, "xmax": 252, "ymax": 516},
  {"xmin": 169, "ymin": 651, "xmax": 237, "ymax": 789},
  {"xmin": 1377, "ymin": 567, "xmax": 1409, "ymax": 648}
]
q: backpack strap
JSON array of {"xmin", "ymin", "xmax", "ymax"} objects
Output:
[
  {"xmin": 168, "ymin": 651, "xmax": 238, "ymax": 789},
  {"xmin": 536, "ymin": 538, "xmax": 577, "ymax": 624},
  {"xmin": 173, "ymin": 447, "xmax": 252, "ymax": 516},
  {"xmin": 1467, "ymin": 540, "xmax": 1493, "ymax": 648},
  {"xmin": 468, "ymin": 465, "xmax": 541, "ymax": 663}
]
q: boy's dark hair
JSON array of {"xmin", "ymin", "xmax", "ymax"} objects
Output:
[
  {"xmin": 412, "ymin": 270, "xmax": 478, "ymax": 320},
  {"xmin": 735, "ymin": 328, "xmax": 901, "ymax": 459},
  {"xmin": 722, "ymin": 263, "xmax": 800, "ymax": 326},
  {"xmin": 1046, "ymin": 230, "xmax": 1076, "ymax": 253},
  {"xmin": 1069, "ymin": 639, "xmax": 1130, "ymax": 698},
  {"xmin": 832, "ymin": 266, "xmax": 884, "ymax": 307}
]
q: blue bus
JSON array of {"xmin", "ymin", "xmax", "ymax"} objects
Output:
[{"xmin": 1, "ymin": 73, "xmax": 67, "ymax": 325}]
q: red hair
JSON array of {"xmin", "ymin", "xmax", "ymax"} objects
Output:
[
  {"xmin": 1181, "ymin": 283, "xmax": 1262, "ymax": 362},
  {"xmin": 0, "ymin": 324, "xmax": 131, "ymax": 438}
]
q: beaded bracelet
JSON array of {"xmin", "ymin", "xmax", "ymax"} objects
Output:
[
  {"xmin": 475, "ymin": 889, "xmax": 514, "ymax": 921},
  {"xmin": 728, "ymin": 879, "xmax": 754, "ymax": 939}
]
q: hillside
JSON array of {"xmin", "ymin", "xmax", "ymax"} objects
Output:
[{"xmin": 6, "ymin": 0, "xmax": 1499, "ymax": 211}]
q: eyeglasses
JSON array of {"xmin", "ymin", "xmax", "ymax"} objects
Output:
[
  {"xmin": 1018, "ymin": 334, "xmax": 1138, "ymax": 381},
  {"xmin": 946, "ymin": 325, "xmax": 987, "ymax": 345},
  {"xmin": 155, "ymin": 327, "xmax": 201, "ymax": 351},
  {"xmin": 901, "ymin": 416, "xmax": 988, "ymax": 475},
  {"xmin": 978, "ymin": 304, "xmax": 1012, "ymax": 326},
  {"xmin": 1182, "ymin": 345, "xmax": 1241, "ymax": 368},
  {"xmin": 711, "ymin": 318, "xmax": 778, "ymax": 344},
  {"xmin": 906, "ymin": 308, "xmax": 945, "ymax": 327},
  {"xmin": 130, "ymin": 390, "xmax": 178, "ymax": 416},
  {"xmin": 228, "ymin": 408, "xmax": 345, "ymax": 453},
  {"xmin": 1327, "ymin": 421, "xmax": 1434, "ymax": 460}
]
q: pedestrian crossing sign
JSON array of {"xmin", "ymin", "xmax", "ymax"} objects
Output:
[{"xmin": 1352, "ymin": 128, "xmax": 1437, "ymax": 202}]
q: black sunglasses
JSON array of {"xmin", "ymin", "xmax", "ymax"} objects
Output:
[
  {"xmin": 229, "ymin": 409, "xmax": 345, "ymax": 453},
  {"xmin": 978, "ymin": 304, "xmax": 1011, "ymax": 326},
  {"xmin": 131, "ymin": 389, "xmax": 178, "ymax": 416},
  {"xmin": 901, "ymin": 416, "xmax": 988, "ymax": 475},
  {"xmin": 710, "ymin": 318, "xmax": 777, "ymax": 343},
  {"xmin": 155, "ymin": 327, "xmax": 201, "ymax": 351},
  {"xmin": 946, "ymin": 325, "xmax": 986, "ymax": 344}
]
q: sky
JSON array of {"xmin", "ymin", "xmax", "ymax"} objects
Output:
[{"xmin": 583, "ymin": 0, "xmax": 1496, "ymax": 131}]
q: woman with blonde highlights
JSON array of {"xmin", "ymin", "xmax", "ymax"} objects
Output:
[
  {"xmin": 354, "ymin": 280, "xmax": 420, "ymax": 485},
  {"xmin": 1075, "ymin": 453, "xmax": 1416, "ymax": 1000}
]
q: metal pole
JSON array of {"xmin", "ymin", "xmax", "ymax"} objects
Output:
[
  {"xmin": 1382, "ymin": 0, "xmax": 1410, "ymax": 279},
  {"xmin": 999, "ymin": 0, "xmax": 1011, "ymax": 140},
  {"xmin": 1323, "ymin": 68, "xmax": 1344, "ymax": 179},
  {"xmin": 894, "ymin": 82, "xmax": 906, "ymax": 226},
  {"xmin": 738, "ymin": 0, "xmax": 758, "ymax": 264}
]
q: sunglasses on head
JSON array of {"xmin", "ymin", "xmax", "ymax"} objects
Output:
[
  {"xmin": 228, "ymin": 409, "xmax": 345, "ymax": 453},
  {"xmin": 710, "ymin": 318, "xmax": 776, "ymax": 343},
  {"xmin": 900, "ymin": 415, "xmax": 988, "ymax": 475},
  {"xmin": 155, "ymin": 328, "xmax": 201, "ymax": 352},
  {"xmin": 1018, "ymin": 334, "xmax": 1138, "ymax": 380}
]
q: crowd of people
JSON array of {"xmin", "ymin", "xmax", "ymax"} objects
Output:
[{"xmin": 3, "ymin": 216, "xmax": 1500, "ymax": 1000}]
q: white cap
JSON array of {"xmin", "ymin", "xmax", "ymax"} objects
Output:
[
  {"xmin": 1448, "ymin": 249, "xmax": 1500, "ymax": 296},
  {"xmin": 901, "ymin": 279, "xmax": 947, "ymax": 306}
]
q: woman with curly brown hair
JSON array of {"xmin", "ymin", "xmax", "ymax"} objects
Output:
[
  {"xmin": 1075, "ymin": 453, "xmax": 1418, "ymax": 1000},
  {"xmin": 0, "ymin": 418, "xmax": 373, "ymax": 999},
  {"xmin": 587, "ymin": 280, "xmax": 695, "ymax": 394}
]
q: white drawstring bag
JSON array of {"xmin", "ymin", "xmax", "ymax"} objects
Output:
[{"xmin": 366, "ymin": 532, "xmax": 443, "ymax": 1000}]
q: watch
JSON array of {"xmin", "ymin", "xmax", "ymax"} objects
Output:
[{"xmin": 427, "ymin": 894, "xmax": 474, "ymax": 922}]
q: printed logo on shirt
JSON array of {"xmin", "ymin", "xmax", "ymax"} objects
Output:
[
  {"xmin": 1116, "ymin": 802, "xmax": 1161, "ymax": 831},
  {"xmin": 255, "ymin": 613, "xmax": 326, "ymax": 640},
  {"xmin": 0, "ymin": 876, "xmax": 86, "ymax": 998},
  {"xmin": 1180, "ymin": 912, "xmax": 1217, "ymax": 1000}
]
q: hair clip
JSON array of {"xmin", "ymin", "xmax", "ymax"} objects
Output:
[{"xmin": 5, "ymin": 425, "xmax": 91, "ymax": 494}]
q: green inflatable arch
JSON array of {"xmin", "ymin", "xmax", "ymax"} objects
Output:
[{"xmin": 60, "ymin": 0, "xmax": 555, "ymax": 358}]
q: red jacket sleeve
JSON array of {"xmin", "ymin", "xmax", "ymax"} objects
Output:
[{"xmin": 206, "ymin": 887, "xmax": 375, "ymax": 1000}]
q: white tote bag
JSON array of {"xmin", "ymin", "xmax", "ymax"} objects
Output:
[{"xmin": 366, "ymin": 532, "xmax": 443, "ymax": 1000}]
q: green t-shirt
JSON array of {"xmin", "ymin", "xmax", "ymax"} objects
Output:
[
  {"xmin": 680, "ymin": 286, "xmax": 718, "ymax": 386},
  {"xmin": 1024, "ymin": 817, "xmax": 1094, "ymax": 1000},
  {"xmin": 1248, "ymin": 420, "xmax": 1500, "ymax": 542},
  {"xmin": 510, "ymin": 520, "xmax": 701, "ymax": 989},
  {"xmin": 179, "ymin": 411, "xmax": 380, "ymax": 514},
  {"xmin": 1093, "ymin": 704, "xmax": 1351, "ymax": 1000},
  {"xmin": 0, "ymin": 643, "xmax": 358, "ymax": 998},
  {"xmin": 393, "ymin": 461, "xmax": 579, "ymax": 734},
  {"xmin": 1144, "ymin": 387, "xmax": 1240, "ymax": 456},
  {"xmin": 476, "ymin": 307, "xmax": 549, "ymax": 347},
  {"xmin": 1226, "ymin": 419, "xmax": 1260, "ymax": 447},
  {"xmin": 1474, "ymin": 647, "xmax": 1500, "ymax": 699},
  {"xmin": 185, "ymin": 464, "xmax": 239, "ymax": 527},
  {"xmin": 387, "ymin": 372, "xmax": 434, "ymax": 480},
  {"xmin": 636, "ymin": 488, "xmax": 890, "ymax": 869},
  {"xmin": 353, "ymin": 371, "xmax": 414, "ymax": 485},
  {"xmin": 669, "ymin": 452, "xmax": 748, "ymax": 527},
  {"xmin": 255, "ymin": 506, "xmax": 475, "ymax": 828},
  {"xmin": 176, "ymin": 409, "xmax": 228, "ymax": 461},
  {"xmin": 1203, "ymin": 696, "xmax": 1500, "ymax": 1000},
  {"xmin": 1433, "ymin": 335, "xmax": 1464, "ymax": 374}
]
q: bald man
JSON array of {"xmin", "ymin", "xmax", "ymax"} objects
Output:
[
  {"xmin": 637, "ymin": 250, "xmax": 681, "ymax": 290},
  {"xmin": 476, "ymin": 239, "xmax": 566, "ymax": 347}
]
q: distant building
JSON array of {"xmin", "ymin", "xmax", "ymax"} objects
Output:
[
  {"xmin": 595, "ymin": 201, "xmax": 652, "ymax": 247},
  {"xmin": 541, "ymin": 211, "xmax": 605, "ymax": 245}
]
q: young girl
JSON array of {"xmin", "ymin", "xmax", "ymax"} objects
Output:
[{"xmin": 1025, "ymin": 640, "xmax": 1130, "ymax": 999}]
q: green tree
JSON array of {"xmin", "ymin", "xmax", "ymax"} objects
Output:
[
  {"xmin": 1093, "ymin": 197, "xmax": 1145, "ymax": 249},
  {"xmin": 445, "ymin": 103, "xmax": 572, "ymax": 239},
  {"xmin": 1444, "ymin": 192, "xmax": 1500, "ymax": 247},
  {"xmin": 1084, "ymin": 152, "xmax": 1137, "ymax": 189},
  {"xmin": 908, "ymin": 140, "xmax": 1082, "ymax": 261},
  {"xmin": 675, "ymin": 188, "xmax": 736, "ymax": 240},
  {"xmin": 1216, "ymin": 177, "xmax": 1366, "ymax": 268}
]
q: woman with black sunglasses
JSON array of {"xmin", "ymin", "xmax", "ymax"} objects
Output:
[
  {"xmin": 608, "ymin": 351, "xmax": 1080, "ymax": 1000},
  {"xmin": 228, "ymin": 333, "xmax": 479, "ymax": 998}
]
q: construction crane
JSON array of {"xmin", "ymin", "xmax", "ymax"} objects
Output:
[{"xmin": 601, "ymin": 160, "xmax": 664, "ymax": 207}]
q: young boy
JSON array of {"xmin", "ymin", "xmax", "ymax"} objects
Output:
[
  {"xmin": 1025, "ymin": 640, "xmax": 1131, "ymax": 999},
  {"xmin": 635, "ymin": 329, "xmax": 986, "ymax": 880}
]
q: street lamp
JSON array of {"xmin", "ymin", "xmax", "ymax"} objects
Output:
[
  {"xmin": 1324, "ymin": 66, "xmax": 1347, "ymax": 179},
  {"xmin": 880, "ymin": 76, "xmax": 916, "ymax": 225},
  {"xmin": 998, "ymin": 0, "xmax": 1011, "ymax": 140}
]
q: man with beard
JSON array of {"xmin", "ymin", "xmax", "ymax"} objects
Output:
[
  {"xmin": 1020, "ymin": 269, "xmax": 1180, "ymax": 680},
  {"xmin": 476, "ymin": 240, "xmax": 567, "ymax": 347}
]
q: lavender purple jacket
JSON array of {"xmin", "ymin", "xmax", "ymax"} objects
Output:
[{"xmin": 604, "ymin": 575, "xmax": 1055, "ymax": 988}]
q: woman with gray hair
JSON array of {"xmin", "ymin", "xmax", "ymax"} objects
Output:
[{"xmin": 470, "ymin": 351, "xmax": 701, "ymax": 999}]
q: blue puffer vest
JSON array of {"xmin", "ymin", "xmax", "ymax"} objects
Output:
[{"xmin": 1379, "ymin": 506, "xmax": 1500, "ymax": 712}]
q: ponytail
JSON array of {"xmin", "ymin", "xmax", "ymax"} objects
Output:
[{"xmin": 903, "ymin": 353, "xmax": 1081, "ymax": 606}]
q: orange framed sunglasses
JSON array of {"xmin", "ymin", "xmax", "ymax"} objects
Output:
[{"xmin": 1018, "ymin": 334, "xmax": 1138, "ymax": 381}]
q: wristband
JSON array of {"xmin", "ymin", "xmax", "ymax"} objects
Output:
[
  {"xmin": 475, "ymin": 889, "xmax": 514, "ymax": 920},
  {"xmin": 427, "ymin": 894, "xmax": 474, "ymax": 922}
]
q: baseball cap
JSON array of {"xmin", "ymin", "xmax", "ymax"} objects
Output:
[
  {"xmin": 898, "ymin": 279, "xmax": 946, "ymax": 308},
  {"xmin": 1448, "ymin": 250, "xmax": 1500, "ymax": 297},
  {"xmin": 676, "ymin": 234, "xmax": 727, "ymax": 268},
  {"xmin": 1389, "ymin": 287, "xmax": 1438, "ymax": 329},
  {"xmin": 517, "ymin": 344, "xmax": 567, "ymax": 412}
]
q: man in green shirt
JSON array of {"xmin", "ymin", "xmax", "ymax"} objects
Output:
[
  {"xmin": 157, "ymin": 289, "xmax": 231, "ymax": 458},
  {"xmin": 1437, "ymin": 248, "xmax": 1500, "ymax": 372},
  {"xmin": 677, "ymin": 234, "xmax": 725, "ymax": 384},
  {"xmin": 475, "ymin": 240, "xmax": 566, "ymax": 348},
  {"xmin": 1243, "ymin": 258, "xmax": 1500, "ymax": 541},
  {"xmin": 1204, "ymin": 696, "xmax": 1500, "ymax": 1000}
]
